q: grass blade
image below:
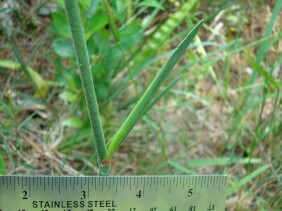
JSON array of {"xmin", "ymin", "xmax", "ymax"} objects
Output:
[
  {"xmin": 106, "ymin": 20, "xmax": 203, "ymax": 160},
  {"xmin": 0, "ymin": 155, "xmax": 7, "ymax": 175},
  {"xmin": 145, "ymin": 77, "xmax": 182, "ymax": 113},
  {"xmin": 187, "ymin": 157, "xmax": 261, "ymax": 167},
  {"xmin": 256, "ymin": 0, "xmax": 282, "ymax": 64},
  {"xmin": 168, "ymin": 160, "xmax": 196, "ymax": 174},
  {"xmin": 227, "ymin": 165, "xmax": 271, "ymax": 196},
  {"xmin": 247, "ymin": 54, "xmax": 279, "ymax": 89},
  {"xmin": 101, "ymin": 0, "xmax": 120, "ymax": 43}
]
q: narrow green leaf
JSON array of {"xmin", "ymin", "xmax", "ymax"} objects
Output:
[
  {"xmin": 187, "ymin": 157, "xmax": 261, "ymax": 167},
  {"xmin": 227, "ymin": 165, "xmax": 271, "ymax": 195},
  {"xmin": 168, "ymin": 160, "xmax": 196, "ymax": 174},
  {"xmin": 145, "ymin": 77, "xmax": 181, "ymax": 113},
  {"xmin": 101, "ymin": 0, "xmax": 120, "ymax": 42},
  {"xmin": 256, "ymin": 0, "xmax": 282, "ymax": 64},
  {"xmin": 244, "ymin": 0, "xmax": 282, "ymax": 104},
  {"xmin": 17, "ymin": 113, "xmax": 36, "ymax": 130},
  {"xmin": 142, "ymin": 116, "xmax": 159, "ymax": 130},
  {"xmin": 246, "ymin": 54, "xmax": 279, "ymax": 89},
  {"xmin": 0, "ymin": 155, "xmax": 7, "ymax": 175},
  {"xmin": 106, "ymin": 20, "xmax": 203, "ymax": 160}
]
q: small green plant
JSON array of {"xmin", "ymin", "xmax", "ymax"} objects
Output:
[{"xmin": 64, "ymin": 0, "xmax": 202, "ymax": 175}]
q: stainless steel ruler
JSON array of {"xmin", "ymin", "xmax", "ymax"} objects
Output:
[{"xmin": 0, "ymin": 175, "xmax": 227, "ymax": 211}]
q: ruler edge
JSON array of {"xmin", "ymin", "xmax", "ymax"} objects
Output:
[{"xmin": 0, "ymin": 174, "xmax": 228, "ymax": 189}]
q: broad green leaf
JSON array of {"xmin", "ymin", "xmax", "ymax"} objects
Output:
[
  {"xmin": 52, "ymin": 38, "xmax": 75, "ymax": 58},
  {"xmin": 0, "ymin": 60, "xmax": 48, "ymax": 96},
  {"xmin": 85, "ymin": 12, "xmax": 108, "ymax": 40},
  {"xmin": 59, "ymin": 91, "xmax": 78, "ymax": 102},
  {"xmin": 79, "ymin": 0, "xmax": 92, "ymax": 10},
  {"xmin": 106, "ymin": 20, "xmax": 203, "ymax": 160},
  {"xmin": 86, "ymin": 0, "xmax": 99, "ymax": 18},
  {"xmin": 138, "ymin": 0, "xmax": 165, "ymax": 10},
  {"xmin": 52, "ymin": 12, "xmax": 71, "ymax": 38},
  {"xmin": 63, "ymin": 117, "xmax": 83, "ymax": 128},
  {"xmin": 119, "ymin": 22, "xmax": 143, "ymax": 51},
  {"xmin": 55, "ymin": 0, "xmax": 65, "ymax": 8}
]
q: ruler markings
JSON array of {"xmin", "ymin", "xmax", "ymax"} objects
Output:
[
  {"xmin": 155, "ymin": 177, "xmax": 158, "ymax": 189},
  {"xmin": 104, "ymin": 177, "xmax": 107, "ymax": 189},
  {"xmin": 135, "ymin": 176, "xmax": 138, "ymax": 189},
  {"xmin": 65, "ymin": 177, "xmax": 67, "ymax": 190},
  {"xmin": 36, "ymin": 176, "xmax": 38, "ymax": 189},
  {"xmin": 102, "ymin": 177, "xmax": 104, "ymax": 191},
  {"xmin": 193, "ymin": 176, "xmax": 197, "ymax": 196},
  {"xmin": 142, "ymin": 178, "xmax": 145, "ymax": 198},
  {"xmin": 0, "ymin": 175, "xmax": 227, "ymax": 210},
  {"xmin": 127, "ymin": 176, "xmax": 129, "ymax": 188},
  {"xmin": 169, "ymin": 178, "xmax": 171, "ymax": 193},
  {"xmin": 13, "ymin": 176, "xmax": 15, "ymax": 191},
  {"xmin": 115, "ymin": 178, "xmax": 118, "ymax": 194},
  {"xmin": 129, "ymin": 177, "xmax": 132, "ymax": 190},
  {"xmin": 58, "ymin": 177, "xmax": 60, "ymax": 195},
  {"xmin": 43, "ymin": 177, "xmax": 45, "ymax": 191},
  {"xmin": 28, "ymin": 177, "xmax": 31, "ymax": 198},
  {"xmin": 218, "ymin": 176, "xmax": 221, "ymax": 191},
  {"xmin": 87, "ymin": 178, "xmax": 90, "ymax": 198}
]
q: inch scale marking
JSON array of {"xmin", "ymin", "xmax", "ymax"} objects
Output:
[{"xmin": 0, "ymin": 175, "xmax": 227, "ymax": 211}]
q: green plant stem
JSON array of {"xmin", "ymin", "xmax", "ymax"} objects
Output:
[{"xmin": 64, "ymin": 0, "xmax": 108, "ymax": 176}]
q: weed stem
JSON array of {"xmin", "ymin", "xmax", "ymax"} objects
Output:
[{"xmin": 64, "ymin": 0, "xmax": 108, "ymax": 176}]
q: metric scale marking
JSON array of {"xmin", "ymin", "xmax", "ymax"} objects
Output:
[{"xmin": 0, "ymin": 175, "xmax": 227, "ymax": 211}]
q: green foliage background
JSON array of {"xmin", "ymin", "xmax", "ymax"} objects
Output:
[{"xmin": 0, "ymin": 0, "xmax": 281, "ymax": 209}]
